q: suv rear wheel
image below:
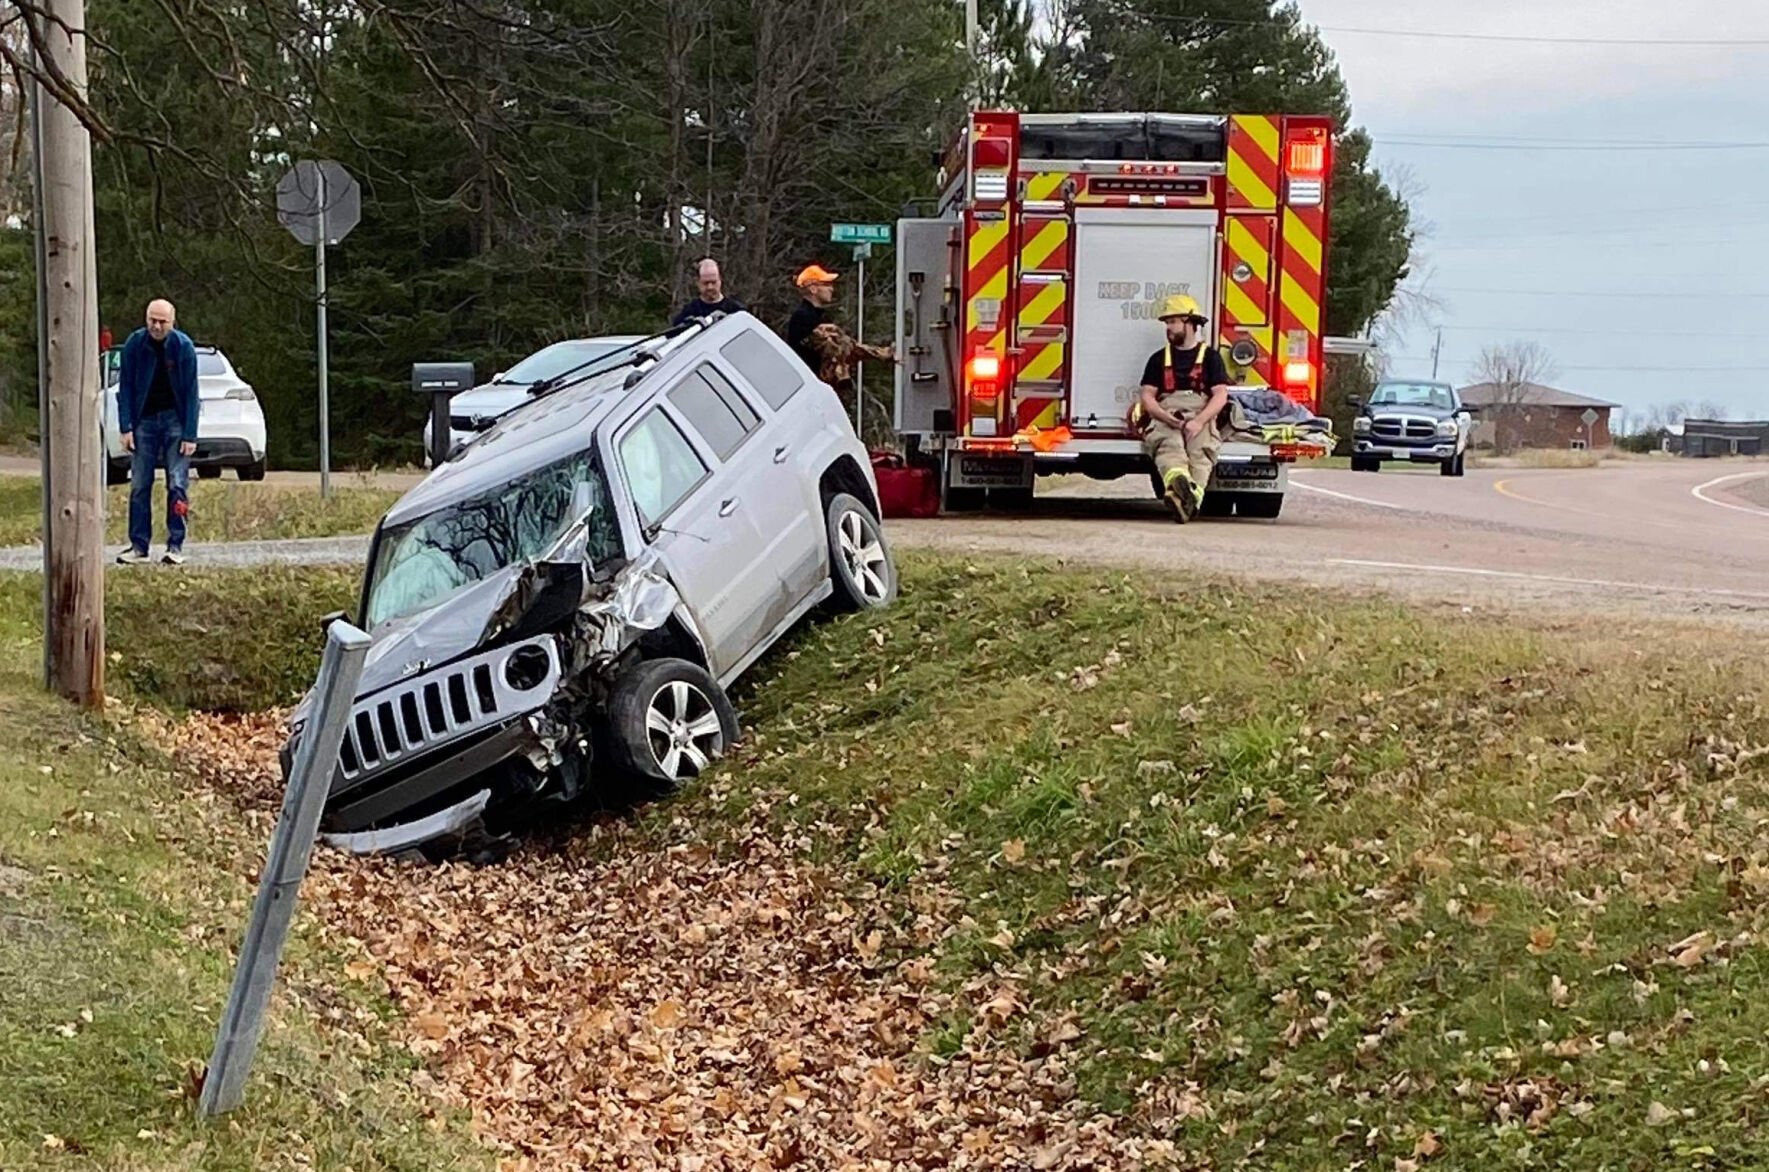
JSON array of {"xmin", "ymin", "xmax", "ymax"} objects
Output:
[
  {"xmin": 826, "ymin": 492, "xmax": 897, "ymax": 611},
  {"xmin": 606, "ymin": 657, "xmax": 738, "ymax": 792}
]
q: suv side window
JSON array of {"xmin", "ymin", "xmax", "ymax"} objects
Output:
[
  {"xmin": 668, "ymin": 366, "xmax": 759, "ymax": 460},
  {"xmin": 721, "ymin": 328, "xmax": 803, "ymax": 410},
  {"xmin": 618, "ymin": 408, "xmax": 708, "ymax": 529}
]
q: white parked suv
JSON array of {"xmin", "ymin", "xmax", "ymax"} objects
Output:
[
  {"xmin": 102, "ymin": 344, "xmax": 268, "ymax": 483},
  {"xmin": 421, "ymin": 335, "xmax": 643, "ymax": 464},
  {"xmin": 282, "ymin": 313, "xmax": 897, "ymax": 858}
]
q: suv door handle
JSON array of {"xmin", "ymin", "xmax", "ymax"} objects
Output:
[
  {"xmin": 718, "ymin": 497, "xmax": 740, "ymax": 518},
  {"xmin": 773, "ymin": 444, "xmax": 790, "ymax": 464}
]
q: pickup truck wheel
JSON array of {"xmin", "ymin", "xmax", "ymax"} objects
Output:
[
  {"xmin": 827, "ymin": 492, "xmax": 897, "ymax": 611},
  {"xmin": 607, "ymin": 657, "xmax": 738, "ymax": 793},
  {"xmin": 1441, "ymin": 452, "xmax": 1466, "ymax": 477},
  {"xmin": 1350, "ymin": 456, "xmax": 1380, "ymax": 473}
]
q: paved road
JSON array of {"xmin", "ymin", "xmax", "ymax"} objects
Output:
[
  {"xmin": 892, "ymin": 459, "xmax": 1769, "ymax": 624},
  {"xmin": 1, "ymin": 457, "xmax": 1763, "ymax": 623}
]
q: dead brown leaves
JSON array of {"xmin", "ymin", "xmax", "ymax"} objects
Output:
[{"xmin": 149, "ymin": 712, "xmax": 1171, "ymax": 1169}]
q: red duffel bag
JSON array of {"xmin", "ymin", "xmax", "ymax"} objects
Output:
[{"xmin": 870, "ymin": 451, "xmax": 940, "ymax": 519}]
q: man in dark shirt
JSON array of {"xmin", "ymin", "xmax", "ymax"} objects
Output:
[
  {"xmin": 115, "ymin": 299, "xmax": 200, "ymax": 563},
  {"xmin": 671, "ymin": 258, "xmax": 745, "ymax": 326},
  {"xmin": 1138, "ymin": 293, "xmax": 1230, "ymax": 523},
  {"xmin": 784, "ymin": 264, "xmax": 839, "ymax": 369}
]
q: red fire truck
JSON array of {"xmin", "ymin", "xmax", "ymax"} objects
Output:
[{"xmin": 892, "ymin": 110, "xmax": 1335, "ymax": 518}]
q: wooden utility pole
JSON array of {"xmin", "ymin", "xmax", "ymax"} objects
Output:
[{"xmin": 35, "ymin": 0, "xmax": 104, "ymax": 707}]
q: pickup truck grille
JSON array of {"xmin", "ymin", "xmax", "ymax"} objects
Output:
[
  {"xmin": 335, "ymin": 635, "xmax": 562, "ymax": 786},
  {"xmin": 1372, "ymin": 415, "xmax": 1438, "ymax": 441}
]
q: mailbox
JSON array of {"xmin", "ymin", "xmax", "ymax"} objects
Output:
[{"xmin": 412, "ymin": 362, "xmax": 474, "ymax": 467}]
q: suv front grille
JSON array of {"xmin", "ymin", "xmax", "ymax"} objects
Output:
[
  {"xmin": 335, "ymin": 635, "xmax": 562, "ymax": 786},
  {"xmin": 450, "ymin": 414, "xmax": 498, "ymax": 433}
]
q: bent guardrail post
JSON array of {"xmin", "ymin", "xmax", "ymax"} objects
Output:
[{"xmin": 198, "ymin": 619, "xmax": 370, "ymax": 1117}]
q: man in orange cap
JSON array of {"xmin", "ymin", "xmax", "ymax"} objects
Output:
[
  {"xmin": 785, "ymin": 264, "xmax": 894, "ymax": 401},
  {"xmin": 785, "ymin": 264, "xmax": 842, "ymax": 369}
]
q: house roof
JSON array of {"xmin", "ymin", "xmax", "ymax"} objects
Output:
[{"xmin": 1456, "ymin": 381, "xmax": 1618, "ymax": 409}]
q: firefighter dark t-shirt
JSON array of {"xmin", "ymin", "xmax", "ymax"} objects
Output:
[
  {"xmin": 1140, "ymin": 343, "xmax": 1229, "ymax": 396},
  {"xmin": 785, "ymin": 300, "xmax": 828, "ymax": 369}
]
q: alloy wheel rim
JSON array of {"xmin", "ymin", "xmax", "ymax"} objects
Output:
[
  {"xmin": 837, "ymin": 510, "xmax": 890, "ymax": 603},
  {"xmin": 644, "ymin": 679, "xmax": 722, "ymax": 779}
]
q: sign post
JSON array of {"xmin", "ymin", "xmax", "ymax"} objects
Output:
[
  {"xmin": 278, "ymin": 161, "xmax": 361, "ymax": 498},
  {"xmin": 830, "ymin": 225, "xmax": 893, "ymax": 435},
  {"xmin": 198, "ymin": 619, "xmax": 370, "ymax": 1117}
]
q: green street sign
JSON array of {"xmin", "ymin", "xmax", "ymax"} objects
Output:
[{"xmin": 831, "ymin": 223, "xmax": 892, "ymax": 245}]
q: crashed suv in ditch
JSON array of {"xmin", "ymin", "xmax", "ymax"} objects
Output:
[{"xmin": 282, "ymin": 313, "xmax": 897, "ymax": 856}]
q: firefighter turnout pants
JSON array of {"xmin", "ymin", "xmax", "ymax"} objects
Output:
[{"xmin": 1142, "ymin": 391, "xmax": 1221, "ymax": 495}]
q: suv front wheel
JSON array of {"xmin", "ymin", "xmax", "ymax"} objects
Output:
[
  {"xmin": 826, "ymin": 492, "xmax": 897, "ymax": 611},
  {"xmin": 605, "ymin": 657, "xmax": 739, "ymax": 793}
]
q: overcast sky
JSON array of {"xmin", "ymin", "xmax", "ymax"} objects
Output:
[{"xmin": 1290, "ymin": 0, "xmax": 1769, "ymax": 424}]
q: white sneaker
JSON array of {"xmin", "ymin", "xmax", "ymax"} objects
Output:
[
  {"xmin": 161, "ymin": 549, "xmax": 186, "ymax": 566},
  {"xmin": 115, "ymin": 548, "xmax": 150, "ymax": 565}
]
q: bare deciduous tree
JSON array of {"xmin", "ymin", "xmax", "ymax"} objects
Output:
[{"xmin": 1472, "ymin": 340, "xmax": 1558, "ymax": 453}]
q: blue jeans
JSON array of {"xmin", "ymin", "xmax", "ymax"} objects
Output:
[{"xmin": 128, "ymin": 410, "xmax": 191, "ymax": 553}]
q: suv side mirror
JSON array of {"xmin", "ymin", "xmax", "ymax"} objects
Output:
[{"xmin": 1347, "ymin": 397, "xmax": 1364, "ymax": 410}]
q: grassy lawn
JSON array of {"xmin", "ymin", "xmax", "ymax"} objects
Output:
[
  {"xmin": 0, "ymin": 575, "xmax": 486, "ymax": 1168},
  {"xmin": 0, "ymin": 478, "xmax": 400, "ymax": 547},
  {"xmin": 710, "ymin": 557, "xmax": 1769, "ymax": 1167},
  {"xmin": 5, "ymin": 557, "xmax": 1768, "ymax": 1167}
]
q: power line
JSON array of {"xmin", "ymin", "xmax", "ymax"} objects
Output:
[
  {"xmin": 1388, "ymin": 357, "xmax": 1762, "ymax": 373},
  {"xmin": 1380, "ymin": 138, "xmax": 1769, "ymax": 152},
  {"xmin": 1316, "ymin": 25, "xmax": 1769, "ymax": 47},
  {"xmin": 1429, "ymin": 286, "xmax": 1769, "ymax": 299},
  {"xmin": 1434, "ymin": 324, "xmax": 1760, "ymax": 339},
  {"xmin": 1118, "ymin": 9, "xmax": 1769, "ymax": 47}
]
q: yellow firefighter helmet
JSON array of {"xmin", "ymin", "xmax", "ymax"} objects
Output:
[{"xmin": 1157, "ymin": 293, "xmax": 1207, "ymax": 323}]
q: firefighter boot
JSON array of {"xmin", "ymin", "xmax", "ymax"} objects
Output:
[{"xmin": 1162, "ymin": 470, "xmax": 1201, "ymax": 524}]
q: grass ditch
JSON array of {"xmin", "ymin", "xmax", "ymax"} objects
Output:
[
  {"xmin": 711, "ymin": 557, "xmax": 1769, "ymax": 1167},
  {"xmin": 0, "ymin": 580, "xmax": 486, "ymax": 1167},
  {"xmin": 0, "ymin": 477, "xmax": 399, "ymax": 548},
  {"xmin": 5, "ymin": 556, "xmax": 1767, "ymax": 1168}
]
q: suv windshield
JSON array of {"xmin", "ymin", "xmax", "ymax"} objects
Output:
[
  {"xmin": 494, "ymin": 339, "xmax": 631, "ymax": 386},
  {"xmin": 363, "ymin": 450, "xmax": 622, "ymax": 627},
  {"xmin": 1371, "ymin": 383, "xmax": 1454, "ymax": 410}
]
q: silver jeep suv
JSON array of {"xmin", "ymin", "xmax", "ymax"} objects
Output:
[{"xmin": 282, "ymin": 313, "xmax": 897, "ymax": 857}]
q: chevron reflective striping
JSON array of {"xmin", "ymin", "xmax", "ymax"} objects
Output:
[
  {"xmin": 1026, "ymin": 171, "xmax": 1066, "ymax": 202},
  {"xmin": 967, "ymin": 218, "xmax": 1010, "ymax": 270},
  {"xmin": 1227, "ymin": 115, "xmax": 1280, "ymax": 211},
  {"xmin": 1019, "ymin": 345, "xmax": 1063, "ymax": 382},
  {"xmin": 1020, "ymin": 219, "xmax": 1069, "ymax": 272},
  {"xmin": 1227, "ymin": 217, "xmax": 1272, "ymax": 277},
  {"xmin": 1282, "ymin": 209, "xmax": 1323, "ymax": 274},
  {"xmin": 1279, "ymin": 278, "xmax": 1321, "ymax": 333}
]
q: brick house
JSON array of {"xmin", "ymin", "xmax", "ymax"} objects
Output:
[{"xmin": 1458, "ymin": 381, "xmax": 1616, "ymax": 451}]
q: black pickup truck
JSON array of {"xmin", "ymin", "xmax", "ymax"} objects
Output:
[{"xmin": 1349, "ymin": 379, "xmax": 1473, "ymax": 477}]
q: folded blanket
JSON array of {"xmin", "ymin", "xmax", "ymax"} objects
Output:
[{"xmin": 1228, "ymin": 387, "xmax": 1320, "ymax": 427}]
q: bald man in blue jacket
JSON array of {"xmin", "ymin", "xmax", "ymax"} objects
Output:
[{"xmin": 115, "ymin": 299, "xmax": 200, "ymax": 565}]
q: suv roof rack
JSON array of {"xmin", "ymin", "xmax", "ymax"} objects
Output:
[{"xmin": 526, "ymin": 312, "xmax": 728, "ymax": 402}]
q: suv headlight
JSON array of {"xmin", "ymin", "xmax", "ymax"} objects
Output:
[
  {"xmin": 1436, "ymin": 419, "xmax": 1459, "ymax": 436},
  {"xmin": 1353, "ymin": 417, "xmax": 1371, "ymax": 432}
]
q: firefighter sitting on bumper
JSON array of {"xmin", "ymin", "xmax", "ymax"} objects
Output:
[{"xmin": 1138, "ymin": 294, "xmax": 1230, "ymax": 523}]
